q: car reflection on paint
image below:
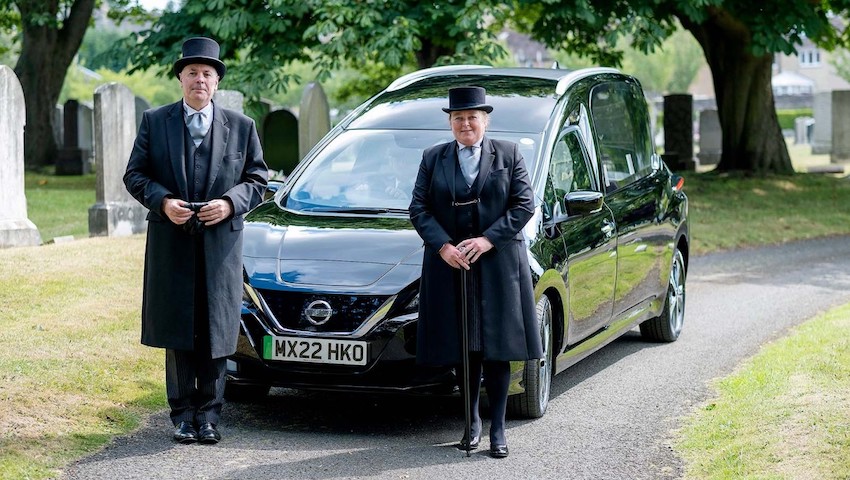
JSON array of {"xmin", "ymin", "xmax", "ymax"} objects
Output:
[{"xmin": 229, "ymin": 65, "xmax": 689, "ymax": 418}]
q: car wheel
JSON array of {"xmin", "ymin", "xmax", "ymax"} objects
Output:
[
  {"xmin": 507, "ymin": 295, "xmax": 553, "ymax": 419},
  {"xmin": 223, "ymin": 381, "xmax": 271, "ymax": 402},
  {"xmin": 640, "ymin": 247, "xmax": 686, "ymax": 342}
]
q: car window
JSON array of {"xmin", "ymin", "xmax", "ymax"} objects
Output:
[
  {"xmin": 590, "ymin": 80, "xmax": 653, "ymax": 193},
  {"xmin": 545, "ymin": 129, "xmax": 594, "ymax": 212},
  {"xmin": 285, "ymin": 130, "xmax": 541, "ymax": 212}
]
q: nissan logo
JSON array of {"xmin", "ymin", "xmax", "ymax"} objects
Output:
[{"xmin": 304, "ymin": 300, "xmax": 333, "ymax": 325}]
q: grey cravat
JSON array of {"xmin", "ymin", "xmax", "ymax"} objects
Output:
[
  {"xmin": 187, "ymin": 112, "xmax": 206, "ymax": 145},
  {"xmin": 459, "ymin": 145, "xmax": 479, "ymax": 186}
]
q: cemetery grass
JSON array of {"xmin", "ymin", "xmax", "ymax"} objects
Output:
[
  {"xmin": 25, "ymin": 173, "xmax": 96, "ymax": 243},
  {"xmin": 677, "ymin": 302, "xmax": 850, "ymax": 480},
  {"xmin": 0, "ymin": 235, "xmax": 163, "ymax": 480}
]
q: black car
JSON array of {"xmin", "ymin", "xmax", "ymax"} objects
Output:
[{"xmin": 229, "ymin": 66, "xmax": 689, "ymax": 418}]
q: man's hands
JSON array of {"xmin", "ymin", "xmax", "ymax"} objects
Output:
[
  {"xmin": 162, "ymin": 197, "xmax": 233, "ymax": 227},
  {"xmin": 439, "ymin": 236, "xmax": 494, "ymax": 270}
]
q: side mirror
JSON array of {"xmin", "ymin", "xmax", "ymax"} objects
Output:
[{"xmin": 565, "ymin": 190, "xmax": 604, "ymax": 217}]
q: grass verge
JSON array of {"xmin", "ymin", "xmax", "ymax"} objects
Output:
[
  {"xmin": 0, "ymin": 236, "xmax": 163, "ymax": 480},
  {"xmin": 25, "ymin": 173, "xmax": 96, "ymax": 243},
  {"xmin": 677, "ymin": 303, "xmax": 850, "ymax": 479}
]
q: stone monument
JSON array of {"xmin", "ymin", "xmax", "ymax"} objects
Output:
[
  {"xmin": 697, "ymin": 109, "xmax": 721, "ymax": 166},
  {"xmin": 811, "ymin": 91, "xmax": 831, "ymax": 155},
  {"xmin": 831, "ymin": 90, "xmax": 850, "ymax": 163},
  {"xmin": 663, "ymin": 94, "xmax": 696, "ymax": 171},
  {"xmin": 213, "ymin": 89, "xmax": 244, "ymax": 114},
  {"xmin": 298, "ymin": 82, "xmax": 331, "ymax": 160},
  {"xmin": 0, "ymin": 65, "xmax": 41, "ymax": 247},
  {"xmin": 88, "ymin": 83, "xmax": 147, "ymax": 237},
  {"xmin": 262, "ymin": 108, "xmax": 300, "ymax": 175}
]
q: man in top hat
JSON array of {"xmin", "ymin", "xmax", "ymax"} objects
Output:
[
  {"xmin": 408, "ymin": 86, "xmax": 542, "ymax": 458},
  {"xmin": 124, "ymin": 36, "xmax": 268, "ymax": 444}
]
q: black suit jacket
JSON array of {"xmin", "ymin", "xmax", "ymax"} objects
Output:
[
  {"xmin": 124, "ymin": 100, "xmax": 268, "ymax": 358},
  {"xmin": 409, "ymin": 136, "xmax": 543, "ymax": 365}
]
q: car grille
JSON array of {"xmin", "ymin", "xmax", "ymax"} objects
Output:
[{"xmin": 257, "ymin": 289, "xmax": 391, "ymax": 333}]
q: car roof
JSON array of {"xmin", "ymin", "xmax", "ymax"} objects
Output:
[{"xmin": 345, "ymin": 65, "xmax": 619, "ymax": 133}]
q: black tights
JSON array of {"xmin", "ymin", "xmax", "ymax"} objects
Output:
[{"xmin": 458, "ymin": 353, "xmax": 511, "ymax": 445}]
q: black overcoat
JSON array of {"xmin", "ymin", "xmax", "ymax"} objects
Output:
[
  {"xmin": 409, "ymin": 136, "xmax": 543, "ymax": 365},
  {"xmin": 124, "ymin": 101, "xmax": 267, "ymax": 358}
]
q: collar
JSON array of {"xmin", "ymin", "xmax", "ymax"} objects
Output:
[
  {"xmin": 457, "ymin": 139, "xmax": 483, "ymax": 151},
  {"xmin": 183, "ymin": 100, "xmax": 213, "ymax": 118}
]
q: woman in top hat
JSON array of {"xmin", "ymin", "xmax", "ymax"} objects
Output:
[
  {"xmin": 124, "ymin": 36, "xmax": 267, "ymax": 444},
  {"xmin": 409, "ymin": 86, "xmax": 543, "ymax": 458}
]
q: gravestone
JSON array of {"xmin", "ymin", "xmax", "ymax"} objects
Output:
[
  {"xmin": 53, "ymin": 104, "xmax": 64, "ymax": 147},
  {"xmin": 0, "ymin": 66, "xmax": 41, "ymax": 247},
  {"xmin": 697, "ymin": 109, "xmax": 721, "ymax": 166},
  {"xmin": 135, "ymin": 95, "xmax": 150, "ymax": 132},
  {"xmin": 56, "ymin": 99, "xmax": 93, "ymax": 175},
  {"xmin": 811, "ymin": 92, "xmax": 831, "ymax": 155},
  {"xmin": 794, "ymin": 117, "xmax": 814, "ymax": 145},
  {"xmin": 88, "ymin": 83, "xmax": 147, "ymax": 237},
  {"xmin": 831, "ymin": 90, "xmax": 850, "ymax": 163},
  {"xmin": 262, "ymin": 108, "xmax": 299, "ymax": 175},
  {"xmin": 663, "ymin": 94, "xmax": 696, "ymax": 171},
  {"xmin": 213, "ymin": 89, "xmax": 244, "ymax": 114},
  {"xmin": 299, "ymin": 82, "xmax": 331, "ymax": 160}
]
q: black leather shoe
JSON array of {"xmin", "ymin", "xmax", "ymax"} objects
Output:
[
  {"xmin": 489, "ymin": 444, "xmax": 508, "ymax": 458},
  {"xmin": 173, "ymin": 421, "xmax": 197, "ymax": 444},
  {"xmin": 457, "ymin": 432, "xmax": 480, "ymax": 451},
  {"xmin": 198, "ymin": 422, "xmax": 221, "ymax": 444}
]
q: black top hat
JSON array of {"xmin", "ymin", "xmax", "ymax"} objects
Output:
[
  {"xmin": 442, "ymin": 86, "xmax": 493, "ymax": 113},
  {"xmin": 173, "ymin": 37, "xmax": 227, "ymax": 79}
]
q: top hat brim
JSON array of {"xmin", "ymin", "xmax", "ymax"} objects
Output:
[
  {"xmin": 173, "ymin": 56, "xmax": 226, "ymax": 79},
  {"xmin": 442, "ymin": 104, "xmax": 493, "ymax": 114}
]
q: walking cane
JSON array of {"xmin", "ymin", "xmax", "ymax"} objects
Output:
[{"xmin": 459, "ymin": 267, "xmax": 472, "ymax": 457}]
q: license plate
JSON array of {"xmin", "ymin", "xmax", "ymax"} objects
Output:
[{"xmin": 263, "ymin": 336, "xmax": 368, "ymax": 366}]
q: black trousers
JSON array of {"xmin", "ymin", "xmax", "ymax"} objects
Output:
[
  {"xmin": 165, "ymin": 236, "xmax": 227, "ymax": 426},
  {"xmin": 457, "ymin": 353, "xmax": 511, "ymax": 444}
]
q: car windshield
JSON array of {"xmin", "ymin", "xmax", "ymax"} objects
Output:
[{"xmin": 285, "ymin": 129, "xmax": 541, "ymax": 212}]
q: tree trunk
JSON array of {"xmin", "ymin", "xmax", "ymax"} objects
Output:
[
  {"xmin": 13, "ymin": 0, "xmax": 95, "ymax": 171},
  {"xmin": 681, "ymin": 8, "xmax": 793, "ymax": 174},
  {"xmin": 415, "ymin": 38, "xmax": 454, "ymax": 69}
]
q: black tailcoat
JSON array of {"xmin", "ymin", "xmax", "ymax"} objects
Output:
[
  {"xmin": 124, "ymin": 101, "xmax": 268, "ymax": 358},
  {"xmin": 409, "ymin": 136, "xmax": 543, "ymax": 365}
]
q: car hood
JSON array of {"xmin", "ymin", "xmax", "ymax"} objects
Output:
[{"xmin": 242, "ymin": 203, "xmax": 423, "ymax": 294}]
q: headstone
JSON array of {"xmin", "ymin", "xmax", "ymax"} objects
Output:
[
  {"xmin": 299, "ymin": 82, "xmax": 331, "ymax": 160},
  {"xmin": 0, "ymin": 66, "xmax": 41, "ymax": 247},
  {"xmin": 56, "ymin": 99, "xmax": 93, "ymax": 175},
  {"xmin": 696, "ymin": 109, "xmax": 722, "ymax": 166},
  {"xmin": 262, "ymin": 108, "xmax": 300, "ymax": 175},
  {"xmin": 88, "ymin": 83, "xmax": 147, "ymax": 237},
  {"xmin": 812, "ymin": 92, "xmax": 831, "ymax": 154},
  {"xmin": 831, "ymin": 90, "xmax": 850, "ymax": 163},
  {"xmin": 52, "ymin": 104, "xmax": 64, "ymax": 147},
  {"xmin": 254, "ymin": 98, "xmax": 275, "ymax": 144},
  {"xmin": 663, "ymin": 94, "xmax": 696, "ymax": 171},
  {"xmin": 135, "ymin": 95, "xmax": 150, "ymax": 132},
  {"xmin": 794, "ymin": 116, "xmax": 814, "ymax": 144},
  {"xmin": 213, "ymin": 89, "xmax": 244, "ymax": 114}
]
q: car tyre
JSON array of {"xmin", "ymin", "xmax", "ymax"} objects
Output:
[
  {"xmin": 640, "ymin": 247, "xmax": 686, "ymax": 342},
  {"xmin": 507, "ymin": 295, "xmax": 553, "ymax": 419},
  {"xmin": 223, "ymin": 381, "xmax": 271, "ymax": 402}
]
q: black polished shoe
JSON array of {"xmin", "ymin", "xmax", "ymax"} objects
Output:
[
  {"xmin": 457, "ymin": 432, "xmax": 480, "ymax": 451},
  {"xmin": 173, "ymin": 421, "xmax": 197, "ymax": 444},
  {"xmin": 489, "ymin": 444, "xmax": 509, "ymax": 458},
  {"xmin": 198, "ymin": 422, "xmax": 221, "ymax": 444}
]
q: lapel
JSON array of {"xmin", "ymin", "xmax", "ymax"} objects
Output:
[
  {"xmin": 204, "ymin": 101, "xmax": 230, "ymax": 197},
  {"xmin": 165, "ymin": 101, "xmax": 188, "ymax": 199},
  {"xmin": 473, "ymin": 136, "xmax": 496, "ymax": 197},
  {"xmin": 439, "ymin": 141, "xmax": 458, "ymax": 204}
]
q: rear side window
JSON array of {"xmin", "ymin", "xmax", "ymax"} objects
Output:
[{"xmin": 590, "ymin": 80, "xmax": 653, "ymax": 192}]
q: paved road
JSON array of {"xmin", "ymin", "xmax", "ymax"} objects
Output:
[{"xmin": 64, "ymin": 236, "xmax": 850, "ymax": 480}]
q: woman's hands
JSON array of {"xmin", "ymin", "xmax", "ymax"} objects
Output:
[{"xmin": 439, "ymin": 236, "xmax": 494, "ymax": 270}]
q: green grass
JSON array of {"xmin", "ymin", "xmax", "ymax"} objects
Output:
[
  {"xmin": 677, "ymin": 304, "xmax": 850, "ymax": 479},
  {"xmin": 0, "ymin": 236, "xmax": 163, "ymax": 480},
  {"xmin": 684, "ymin": 172, "xmax": 850, "ymax": 254},
  {"xmin": 25, "ymin": 173, "xmax": 96, "ymax": 242}
]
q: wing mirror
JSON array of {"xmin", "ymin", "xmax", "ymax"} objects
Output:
[{"xmin": 564, "ymin": 190, "xmax": 604, "ymax": 217}]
